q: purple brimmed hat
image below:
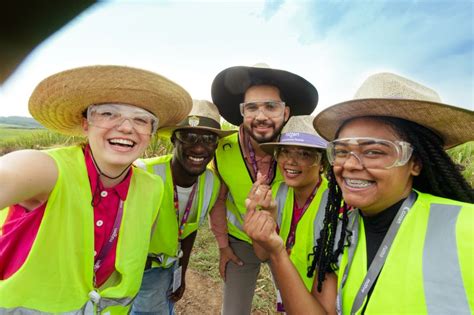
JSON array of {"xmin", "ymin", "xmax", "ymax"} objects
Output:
[{"xmin": 260, "ymin": 115, "xmax": 327, "ymax": 154}]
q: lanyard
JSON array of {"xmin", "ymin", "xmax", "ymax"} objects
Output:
[
  {"xmin": 336, "ymin": 191, "xmax": 417, "ymax": 315},
  {"xmin": 285, "ymin": 179, "xmax": 321, "ymax": 252},
  {"xmin": 173, "ymin": 182, "xmax": 198, "ymax": 239},
  {"xmin": 93, "ymin": 199, "xmax": 124, "ymax": 287},
  {"xmin": 247, "ymin": 138, "xmax": 275, "ymax": 184}
]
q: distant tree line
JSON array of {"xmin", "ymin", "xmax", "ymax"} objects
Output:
[{"xmin": 0, "ymin": 116, "xmax": 43, "ymax": 128}]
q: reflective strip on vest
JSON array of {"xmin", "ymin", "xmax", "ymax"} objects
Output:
[
  {"xmin": 226, "ymin": 192, "xmax": 244, "ymax": 230},
  {"xmin": 153, "ymin": 163, "xmax": 167, "ymax": 180},
  {"xmin": 0, "ymin": 307, "xmax": 83, "ymax": 315},
  {"xmin": 275, "ymin": 184, "xmax": 289, "ymax": 228},
  {"xmin": 199, "ymin": 169, "xmax": 214, "ymax": 226},
  {"xmin": 96, "ymin": 295, "xmax": 134, "ymax": 313},
  {"xmin": 0, "ymin": 295, "xmax": 134, "ymax": 314},
  {"xmin": 312, "ymin": 189, "xmax": 329, "ymax": 243},
  {"xmin": 423, "ymin": 203, "xmax": 470, "ymax": 314}
]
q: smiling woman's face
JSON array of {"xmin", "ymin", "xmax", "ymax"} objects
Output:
[
  {"xmin": 333, "ymin": 117, "xmax": 421, "ymax": 216},
  {"xmin": 276, "ymin": 145, "xmax": 322, "ymax": 191},
  {"xmin": 82, "ymin": 104, "xmax": 152, "ymax": 173}
]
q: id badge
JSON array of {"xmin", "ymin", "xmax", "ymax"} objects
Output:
[
  {"xmin": 276, "ymin": 289, "xmax": 285, "ymax": 312},
  {"xmin": 172, "ymin": 265, "xmax": 182, "ymax": 293}
]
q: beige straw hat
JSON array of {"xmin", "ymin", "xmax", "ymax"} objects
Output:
[
  {"xmin": 314, "ymin": 72, "xmax": 474, "ymax": 148},
  {"xmin": 260, "ymin": 115, "xmax": 327, "ymax": 154},
  {"xmin": 159, "ymin": 99, "xmax": 237, "ymax": 138},
  {"xmin": 29, "ymin": 65, "xmax": 192, "ymax": 136},
  {"xmin": 211, "ymin": 63, "xmax": 318, "ymax": 126}
]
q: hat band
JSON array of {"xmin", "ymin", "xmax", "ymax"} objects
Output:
[
  {"xmin": 280, "ymin": 132, "xmax": 327, "ymax": 147},
  {"xmin": 177, "ymin": 116, "xmax": 221, "ymax": 129}
]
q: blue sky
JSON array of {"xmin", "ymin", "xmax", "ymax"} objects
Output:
[{"xmin": 0, "ymin": 0, "xmax": 472, "ymax": 118}]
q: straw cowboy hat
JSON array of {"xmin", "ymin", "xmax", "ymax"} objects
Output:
[
  {"xmin": 159, "ymin": 99, "xmax": 237, "ymax": 138},
  {"xmin": 314, "ymin": 72, "xmax": 474, "ymax": 148},
  {"xmin": 211, "ymin": 63, "xmax": 318, "ymax": 126},
  {"xmin": 260, "ymin": 115, "xmax": 327, "ymax": 154},
  {"xmin": 29, "ymin": 65, "xmax": 192, "ymax": 136}
]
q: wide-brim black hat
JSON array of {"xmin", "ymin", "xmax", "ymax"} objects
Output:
[{"xmin": 211, "ymin": 63, "xmax": 318, "ymax": 126}]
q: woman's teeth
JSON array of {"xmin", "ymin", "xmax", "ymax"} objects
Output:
[
  {"xmin": 109, "ymin": 138, "xmax": 134, "ymax": 147},
  {"xmin": 345, "ymin": 178, "xmax": 373, "ymax": 188}
]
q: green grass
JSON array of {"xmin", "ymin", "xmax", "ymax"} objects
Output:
[
  {"xmin": 0, "ymin": 127, "xmax": 43, "ymax": 140},
  {"xmin": 0, "ymin": 127, "xmax": 173, "ymax": 157},
  {"xmin": 447, "ymin": 141, "xmax": 474, "ymax": 186},
  {"xmin": 190, "ymin": 220, "xmax": 276, "ymax": 314}
]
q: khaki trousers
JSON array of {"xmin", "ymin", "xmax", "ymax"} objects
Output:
[{"xmin": 222, "ymin": 236, "xmax": 262, "ymax": 315}]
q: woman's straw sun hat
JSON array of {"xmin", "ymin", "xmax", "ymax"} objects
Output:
[
  {"xmin": 29, "ymin": 65, "xmax": 192, "ymax": 136},
  {"xmin": 313, "ymin": 72, "xmax": 474, "ymax": 148}
]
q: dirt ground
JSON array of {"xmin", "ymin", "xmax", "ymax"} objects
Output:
[
  {"xmin": 175, "ymin": 269, "xmax": 273, "ymax": 315},
  {"xmin": 175, "ymin": 269, "xmax": 223, "ymax": 315}
]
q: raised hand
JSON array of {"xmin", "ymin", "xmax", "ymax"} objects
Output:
[
  {"xmin": 245, "ymin": 172, "xmax": 277, "ymax": 219},
  {"xmin": 244, "ymin": 200, "xmax": 284, "ymax": 257}
]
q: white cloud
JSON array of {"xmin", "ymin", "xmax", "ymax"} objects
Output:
[{"xmin": 0, "ymin": 0, "xmax": 472, "ymax": 119}]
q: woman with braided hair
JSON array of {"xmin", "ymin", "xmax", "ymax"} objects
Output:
[{"xmin": 244, "ymin": 72, "xmax": 473, "ymax": 314}]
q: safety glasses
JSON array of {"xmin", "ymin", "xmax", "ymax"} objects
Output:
[
  {"xmin": 239, "ymin": 100, "xmax": 286, "ymax": 118},
  {"xmin": 327, "ymin": 137, "xmax": 413, "ymax": 169},
  {"xmin": 275, "ymin": 147, "xmax": 323, "ymax": 166},
  {"xmin": 87, "ymin": 104, "xmax": 158, "ymax": 135}
]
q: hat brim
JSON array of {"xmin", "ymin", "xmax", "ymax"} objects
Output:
[
  {"xmin": 29, "ymin": 65, "xmax": 192, "ymax": 136},
  {"xmin": 260, "ymin": 141, "xmax": 326, "ymax": 155},
  {"xmin": 211, "ymin": 66, "xmax": 318, "ymax": 126},
  {"xmin": 313, "ymin": 98, "xmax": 474, "ymax": 148},
  {"xmin": 158, "ymin": 125, "xmax": 237, "ymax": 138}
]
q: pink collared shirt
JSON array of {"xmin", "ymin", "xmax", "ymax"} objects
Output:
[{"xmin": 0, "ymin": 145, "xmax": 132, "ymax": 288}]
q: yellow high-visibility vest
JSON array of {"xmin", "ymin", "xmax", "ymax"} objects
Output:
[{"xmin": 0, "ymin": 146, "xmax": 163, "ymax": 314}]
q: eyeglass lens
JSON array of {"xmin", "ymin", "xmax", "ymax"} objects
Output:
[
  {"xmin": 329, "ymin": 139, "xmax": 402, "ymax": 169},
  {"xmin": 88, "ymin": 106, "xmax": 157, "ymax": 135},
  {"xmin": 276, "ymin": 147, "xmax": 321, "ymax": 165},
  {"xmin": 241, "ymin": 101, "xmax": 285, "ymax": 118}
]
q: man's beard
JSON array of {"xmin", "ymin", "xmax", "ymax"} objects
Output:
[{"xmin": 244, "ymin": 121, "xmax": 285, "ymax": 144}]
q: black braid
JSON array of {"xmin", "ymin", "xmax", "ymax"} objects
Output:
[
  {"xmin": 307, "ymin": 115, "xmax": 473, "ymax": 293},
  {"xmin": 307, "ymin": 168, "xmax": 351, "ymax": 292}
]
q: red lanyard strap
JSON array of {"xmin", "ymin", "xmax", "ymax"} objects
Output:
[
  {"xmin": 247, "ymin": 138, "xmax": 275, "ymax": 184},
  {"xmin": 173, "ymin": 183, "xmax": 198, "ymax": 239},
  {"xmin": 94, "ymin": 199, "xmax": 124, "ymax": 285}
]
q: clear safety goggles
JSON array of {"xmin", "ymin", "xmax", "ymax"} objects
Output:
[
  {"xmin": 239, "ymin": 100, "xmax": 286, "ymax": 118},
  {"xmin": 327, "ymin": 137, "xmax": 413, "ymax": 169},
  {"xmin": 275, "ymin": 146, "xmax": 323, "ymax": 166},
  {"xmin": 87, "ymin": 104, "xmax": 159, "ymax": 135}
]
